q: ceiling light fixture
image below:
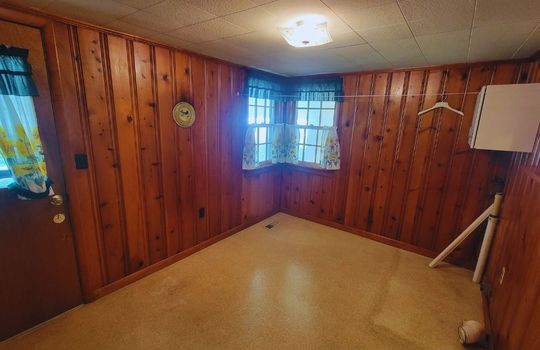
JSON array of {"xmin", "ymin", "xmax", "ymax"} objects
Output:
[{"xmin": 279, "ymin": 14, "xmax": 333, "ymax": 48}]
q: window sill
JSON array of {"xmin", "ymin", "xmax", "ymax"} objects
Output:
[
  {"xmin": 282, "ymin": 163, "xmax": 338, "ymax": 177},
  {"xmin": 243, "ymin": 163, "xmax": 278, "ymax": 176}
]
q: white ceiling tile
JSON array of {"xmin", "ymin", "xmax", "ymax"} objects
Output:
[
  {"xmin": 185, "ymin": 0, "xmax": 258, "ymax": 16},
  {"xmin": 105, "ymin": 19, "xmax": 159, "ymax": 38},
  {"xmin": 323, "ymin": 0, "xmax": 396, "ymax": 11},
  {"xmin": 168, "ymin": 18, "xmax": 251, "ymax": 43},
  {"xmin": 331, "ymin": 43, "xmax": 390, "ymax": 66},
  {"xmin": 111, "ymin": 0, "xmax": 163, "ymax": 10},
  {"xmin": 222, "ymin": 6, "xmax": 280, "ymax": 31},
  {"xmin": 42, "ymin": 0, "xmax": 138, "ymax": 25},
  {"xmin": 359, "ymin": 23, "xmax": 413, "ymax": 42},
  {"xmin": 227, "ymin": 30, "xmax": 292, "ymax": 52},
  {"xmin": 325, "ymin": 31, "xmax": 366, "ymax": 48},
  {"xmin": 416, "ymin": 30, "xmax": 469, "ymax": 65},
  {"xmin": 139, "ymin": 0, "xmax": 216, "ymax": 30},
  {"xmin": 513, "ymin": 25, "xmax": 540, "ymax": 58},
  {"xmin": 469, "ymin": 20, "xmax": 538, "ymax": 62},
  {"xmin": 147, "ymin": 33, "xmax": 193, "ymax": 49},
  {"xmin": 4, "ymin": 0, "xmax": 55, "ymax": 10},
  {"xmin": 369, "ymin": 37, "xmax": 428, "ymax": 66},
  {"xmin": 400, "ymin": 0, "xmax": 475, "ymax": 36},
  {"xmin": 328, "ymin": 2, "xmax": 406, "ymax": 31},
  {"xmin": 475, "ymin": 0, "xmax": 540, "ymax": 26}
]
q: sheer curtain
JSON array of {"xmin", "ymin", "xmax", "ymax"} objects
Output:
[{"xmin": 0, "ymin": 45, "xmax": 52, "ymax": 199}]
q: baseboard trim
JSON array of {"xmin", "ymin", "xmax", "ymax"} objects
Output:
[
  {"xmin": 280, "ymin": 209, "xmax": 438, "ymax": 260},
  {"xmin": 90, "ymin": 211, "xmax": 279, "ymax": 301}
]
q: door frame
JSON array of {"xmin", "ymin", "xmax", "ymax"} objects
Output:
[{"xmin": 0, "ymin": 4, "xmax": 106, "ymax": 302}]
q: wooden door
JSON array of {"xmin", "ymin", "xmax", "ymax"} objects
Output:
[{"xmin": 0, "ymin": 20, "xmax": 82, "ymax": 340}]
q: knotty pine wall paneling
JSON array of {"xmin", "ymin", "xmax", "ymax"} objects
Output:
[
  {"xmin": 46, "ymin": 22, "xmax": 281, "ymax": 300},
  {"xmin": 281, "ymin": 61, "xmax": 534, "ymax": 267},
  {"xmin": 483, "ymin": 59, "xmax": 540, "ymax": 350}
]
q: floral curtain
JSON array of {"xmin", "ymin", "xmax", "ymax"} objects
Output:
[
  {"xmin": 242, "ymin": 125, "xmax": 258, "ymax": 170},
  {"xmin": 271, "ymin": 124, "xmax": 299, "ymax": 164},
  {"xmin": 0, "ymin": 45, "xmax": 52, "ymax": 199},
  {"xmin": 318, "ymin": 126, "xmax": 340, "ymax": 169}
]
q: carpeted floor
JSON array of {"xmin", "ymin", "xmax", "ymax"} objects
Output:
[{"xmin": 0, "ymin": 213, "xmax": 483, "ymax": 349}]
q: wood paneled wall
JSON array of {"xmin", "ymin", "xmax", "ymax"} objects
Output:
[
  {"xmin": 484, "ymin": 59, "xmax": 540, "ymax": 350},
  {"xmin": 48, "ymin": 23, "xmax": 280, "ymax": 300},
  {"xmin": 281, "ymin": 61, "xmax": 536, "ymax": 267}
]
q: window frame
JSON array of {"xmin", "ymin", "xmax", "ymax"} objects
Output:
[
  {"xmin": 294, "ymin": 99, "xmax": 338, "ymax": 169},
  {"xmin": 0, "ymin": 153, "xmax": 13, "ymax": 189},
  {"xmin": 247, "ymin": 97, "xmax": 277, "ymax": 167}
]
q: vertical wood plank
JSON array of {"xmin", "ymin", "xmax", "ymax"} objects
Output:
[
  {"xmin": 133, "ymin": 41, "xmax": 165, "ymax": 263},
  {"xmin": 190, "ymin": 55, "xmax": 209, "ymax": 243},
  {"xmin": 174, "ymin": 51, "xmax": 196, "ymax": 249},
  {"xmin": 155, "ymin": 46, "xmax": 180, "ymax": 256},
  {"xmin": 107, "ymin": 35, "xmax": 148, "ymax": 273},
  {"xmin": 77, "ymin": 28, "xmax": 126, "ymax": 282}
]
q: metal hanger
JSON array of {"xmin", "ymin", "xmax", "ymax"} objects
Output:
[{"xmin": 418, "ymin": 101, "xmax": 464, "ymax": 116}]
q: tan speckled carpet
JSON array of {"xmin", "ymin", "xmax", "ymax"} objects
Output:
[{"xmin": 0, "ymin": 213, "xmax": 483, "ymax": 349}]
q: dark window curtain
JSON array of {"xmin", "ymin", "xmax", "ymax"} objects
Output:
[
  {"xmin": 243, "ymin": 69, "xmax": 289, "ymax": 101},
  {"xmin": 0, "ymin": 45, "xmax": 38, "ymax": 97},
  {"xmin": 289, "ymin": 76, "xmax": 344, "ymax": 102}
]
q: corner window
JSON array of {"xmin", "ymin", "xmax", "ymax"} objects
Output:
[
  {"xmin": 0, "ymin": 153, "xmax": 12, "ymax": 188},
  {"xmin": 295, "ymin": 100, "xmax": 336, "ymax": 165},
  {"xmin": 248, "ymin": 97, "xmax": 275, "ymax": 163}
]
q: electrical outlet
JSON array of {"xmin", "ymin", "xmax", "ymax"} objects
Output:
[{"xmin": 198, "ymin": 207, "xmax": 205, "ymax": 218}]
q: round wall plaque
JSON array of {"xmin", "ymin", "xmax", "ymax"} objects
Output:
[{"xmin": 173, "ymin": 102, "xmax": 195, "ymax": 128}]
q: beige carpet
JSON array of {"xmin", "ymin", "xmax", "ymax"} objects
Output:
[{"xmin": 0, "ymin": 213, "xmax": 483, "ymax": 350}]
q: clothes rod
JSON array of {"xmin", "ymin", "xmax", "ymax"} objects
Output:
[{"xmin": 273, "ymin": 92, "xmax": 481, "ymax": 98}]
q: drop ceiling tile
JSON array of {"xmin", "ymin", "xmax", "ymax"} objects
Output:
[
  {"xmin": 185, "ymin": 0, "xmax": 258, "ymax": 16},
  {"xmin": 148, "ymin": 33, "xmax": 192, "ymax": 49},
  {"xmin": 469, "ymin": 20, "xmax": 538, "ymax": 62},
  {"xmin": 260, "ymin": 0, "xmax": 351, "ymax": 35},
  {"xmin": 475, "ymin": 0, "xmax": 540, "ymax": 26},
  {"xmin": 134, "ymin": 0, "xmax": 216, "ymax": 31},
  {"xmin": 105, "ymin": 19, "xmax": 159, "ymax": 38},
  {"xmin": 416, "ymin": 30, "xmax": 469, "ymax": 65},
  {"xmin": 112, "ymin": 0, "xmax": 163, "ymax": 10},
  {"xmin": 359, "ymin": 23, "xmax": 413, "ymax": 42},
  {"xmin": 168, "ymin": 18, "xmax": 250, "ymax": 43},
  {"xmin": 369, "ymin": 37, "xmax": 428, "ymax": 67},
  {"xmin": 331, "ymin": 43, "xmax": 390, "ymax": 66},
  {"xmin": 328, "ymin": 1, "xmax": 406, "ymax": 31},
  {"xmin": 43, "ymin": 0, "xmax": 138, "ymax": 25},
  {"xmin": 222, "ymin": 6, "xmax": 280, "ymax": 31},
  {"xmin": 227, "ymin": 30, "xmax": 291, "ymax": 52},
  {"xmin": 400, "ymin": 0, "xmax": 475, "ymax": 36},
  {"xmin": 513, "ymin": 25, "xmax": 540, "ymax": 58},
  {"xmin": 4, "ymin": 0, "xmax": 54, "ymax": 10},
  {"xmin": 325, "ymin": 31, "xmax": 366, "ymax": 48},
  {"xmin": 323, "ymin": 0, "xmax": 396, "ymax": 11}
]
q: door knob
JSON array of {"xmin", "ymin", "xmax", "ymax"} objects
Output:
[{"xmin": 50, "ymin": 194, "xmax": 64, "ymax": 206}]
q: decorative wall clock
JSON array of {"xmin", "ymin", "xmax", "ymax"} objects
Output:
[{"xmin": 172, "ymin": 102, "xmax": 195, "ymax": 127}]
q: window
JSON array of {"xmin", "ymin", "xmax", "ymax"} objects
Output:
[
  {"xmin": 295, "ymin": 100, "xmax": 336, "ymax": 165},
  {"xmin": 248, "ymin": 97, "xmax": 275, "ymax": 164},
  {"xmin": 0, "ymin": 153, "xmax": 13, "ymax": 188}
]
